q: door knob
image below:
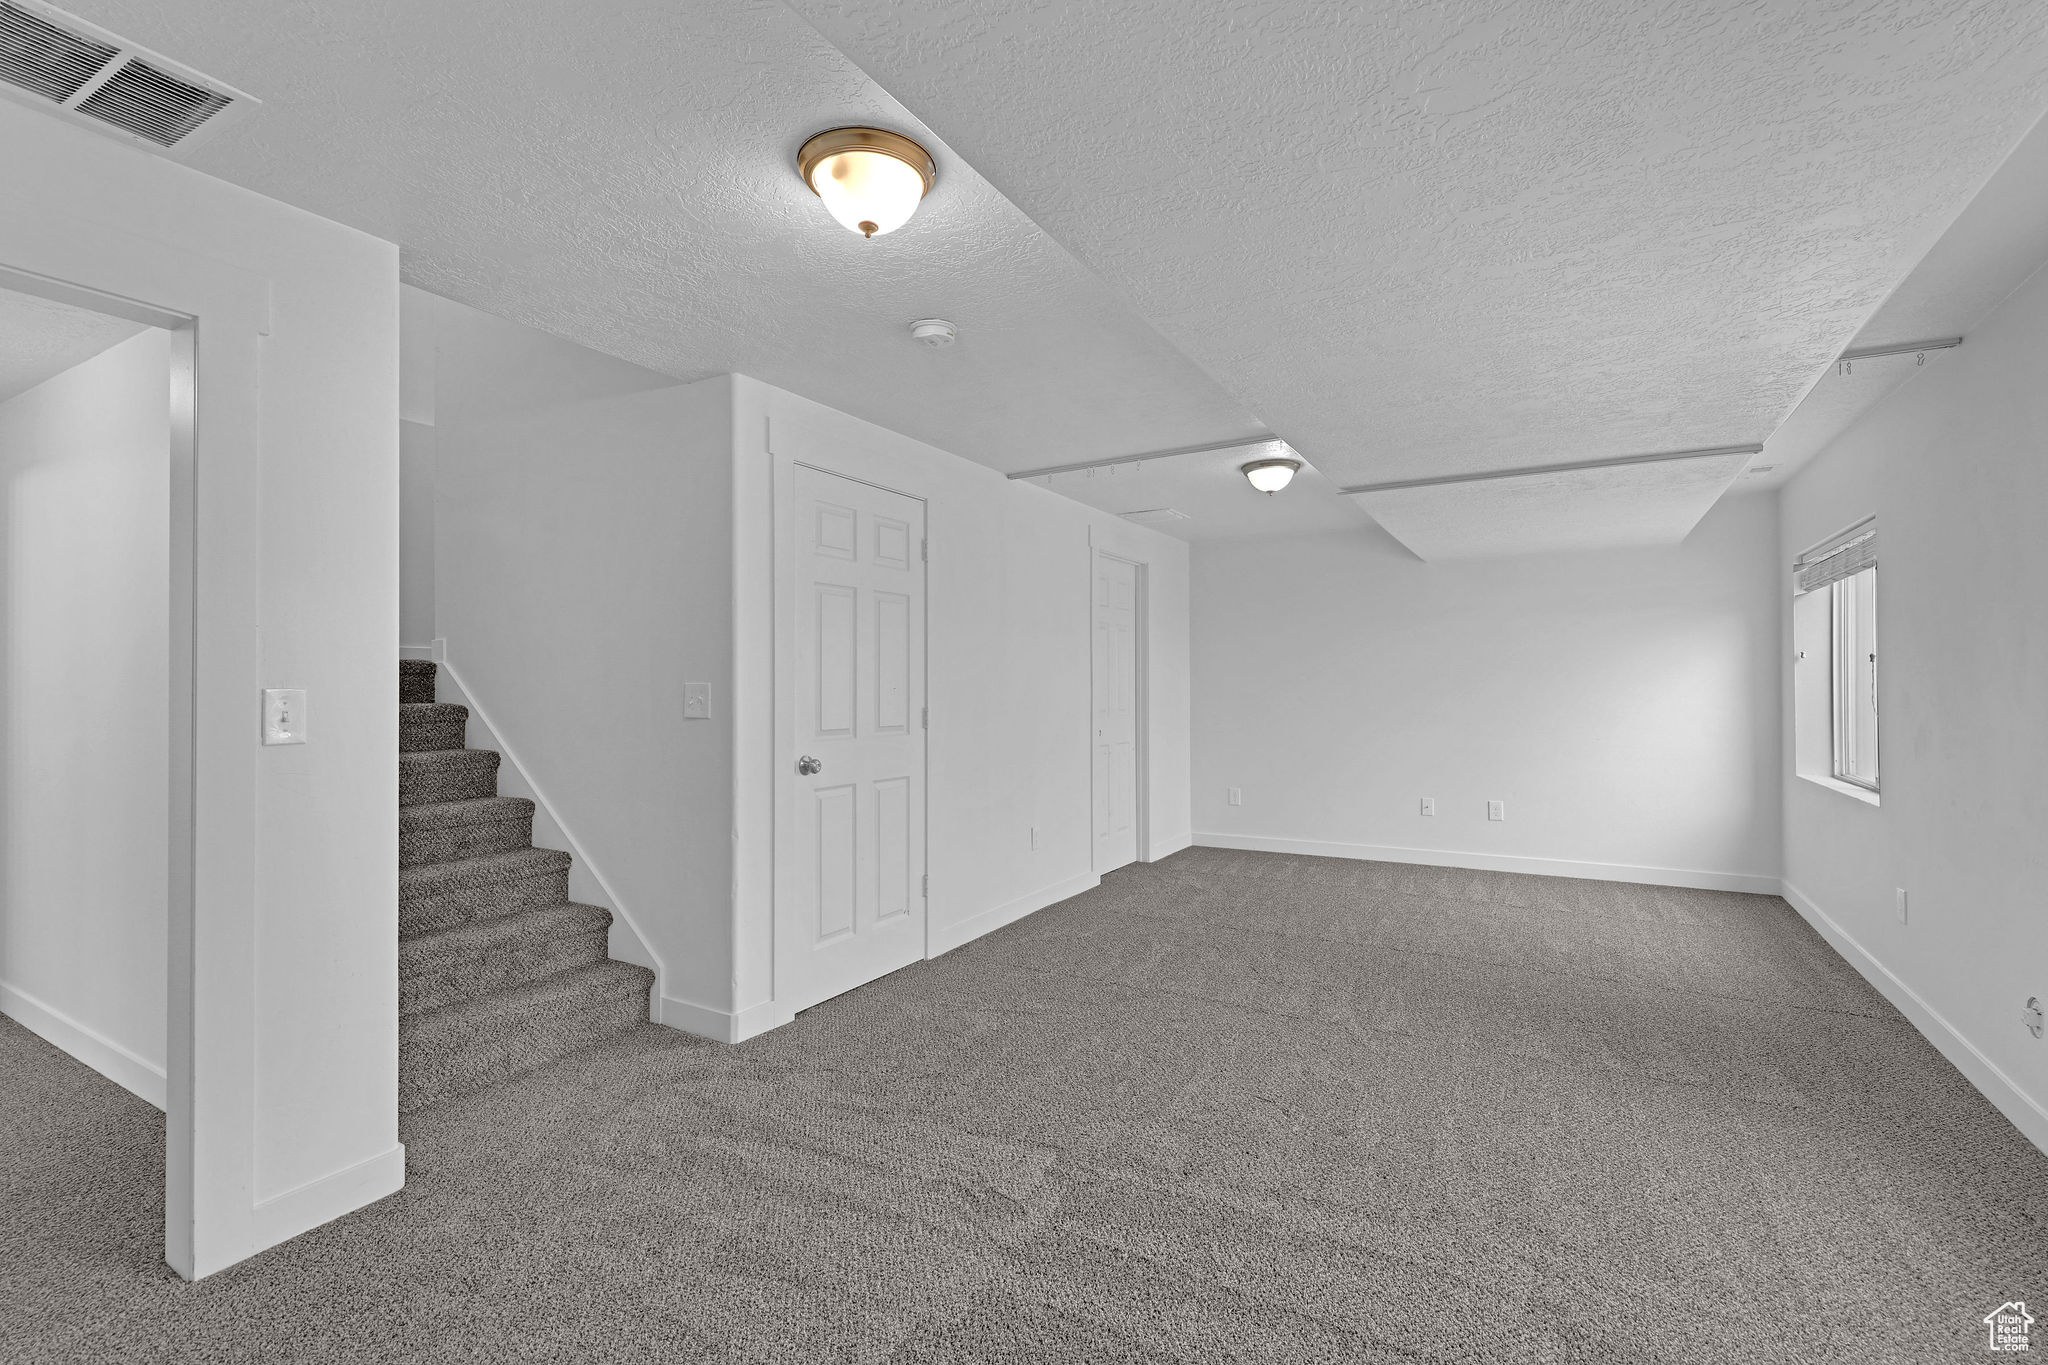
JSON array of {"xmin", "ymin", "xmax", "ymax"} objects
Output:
[{"xmin": 797, "ymin": 755, "xmax": 823, "ymax": 776}]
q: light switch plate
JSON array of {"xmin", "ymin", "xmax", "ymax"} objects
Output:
[
  {"xmin": 262, "ymin": 688, "xmax": 308, "ymax": 745},
  {"xmin": 683, "ymin": 681, "xmax": 711, "ymax": 719}
]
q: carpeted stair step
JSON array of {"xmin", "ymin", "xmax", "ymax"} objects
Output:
[
  {"xmin": 399, "ymin": 658, "xmax": 437, "ymax": 705},
  {"xmin": 398, "ymin": 959, "xmax": 654, "ymax": 1113},
  {"xmin": 400, "ymin": 747, "xmax": 501, "ymax": 806},
  {"xmin": 401, "ymin": 702, "xmax": 469, "ymax": 753},
  {"xmin": 401, "ymin": 847, "xmax": 574, "ymax": 937},
  {"xmin": 399, "ymin": 901, "xmax": 612, "ymax": 1017},
  {"xmin": 400, "ymin": 795, "xmax": 534, "ymax": 868}
]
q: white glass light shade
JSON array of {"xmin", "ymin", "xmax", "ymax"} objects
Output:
[
  {"xmin": 798, "ymin": 128, "xmax": 937, "ymax": 238},
  {"xmin": 813, "ymin": 150, "xmax": 924, "ymax": 237},
  {"xmin": 1242, "ymin": 458, "xmax": 1300, "ymax": 493}
]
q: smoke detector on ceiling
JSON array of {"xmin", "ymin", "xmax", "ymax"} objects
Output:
[
  {"xmin": 908, "ymin": 318, "xmax": 956, "ymax": 348},
  {"xmin": 0, "ymin": 0, "xmax": 255, "ymax": 154}
]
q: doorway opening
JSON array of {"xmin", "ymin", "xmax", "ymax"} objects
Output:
[
  {"xmin": 1091, "ymin": 548, "xmax": 1147, "ymax": 875},
  {"xmin": 0, "ymin": 275, "xmax": 187, "ymax": 1248}
]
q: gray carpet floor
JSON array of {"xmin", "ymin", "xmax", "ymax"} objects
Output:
[{"xmin": 5, "ymin": 847, "xmax": 2045, "ymax": 1363}]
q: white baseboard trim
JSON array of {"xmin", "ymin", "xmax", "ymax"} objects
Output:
[
  {"xmin": 1781, "ymin": 881, "xmax": 2048, "ymax": 1158},
  {"xmin": 1191, "ymin": 832, "xmax": 1781, "ymax": 895},
  {"xmin": 665, "ymin": 873, "xmax": 1105, "ymax": 1043},
  {"xmin": 432, "ymin": 651, "xmax": 666, "ymax": 993},
  {"xmin": 659, "ymin": 993, "xmax": 795, "ymax": 1044},
  {"xmin": 1, "ymin": 980, "xmax": 166, "ymax": 1110},
  {"xmin": 927, "ymin": 871, "xmax": 1101, "ymax": 958},
  {"xmin": 731, "ymin": 997, "xmax": 795, "ymax": 1042},
  {"xmin": 1147, "ymin": 833, "xmax": 1193, "ymax": 862},
  {"xmin": 243, "ymin": 1142, "xmax": 405, "ymax": 1264}
]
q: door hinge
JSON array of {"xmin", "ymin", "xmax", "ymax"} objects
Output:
[
  {"xmin": 921, "ymin": 538, "xmax": 927, "ymax": 563},
  {"xmin": 921, "ymin": 873, "xmax": 929, "ymax": 898},
  {"xmin": 921, "ymin": 705, "xmax": 928, "ymax": 730}
]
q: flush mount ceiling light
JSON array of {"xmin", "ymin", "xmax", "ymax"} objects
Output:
[
  {"xmin": 797, "ymin": 127, "xmax": 936, "ymax": 238},
  {"xmin": 1241, "ymin": 457, "xmax": 1301, "ymax": 495}
]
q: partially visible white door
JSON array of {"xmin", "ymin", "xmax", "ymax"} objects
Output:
[
  {"xmin": 1092, "ymin": 552, "xmax": 1140, "ymax": 873},
  {"xmin": 784, "ymin": 465, "xmax": 927, "ymax": 1014}
]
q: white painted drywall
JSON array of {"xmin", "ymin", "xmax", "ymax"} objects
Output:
[
  {"xmin": 428, "ymin": 296, "xmax": 733, "ymax": 1012},
  {"xmin": 422, "ymin": 313, "xmax": 1191, "ymax": 1037},
  {"xmin": 729, "ymin": 376, "xmax": 1193, "ymax": 1031},
  {"xmin": 0, "ymin": 97, "xmax": 403, "ymax": 1277},
  {"xmin": 1190, "ymin": 494, "xmax": 1782, "ymax": 889},
  {"xmin": 0, "ymin": 329, "xmax": 170, "ymax": 1106},
  {"xmin": 1779, "ymin": 260, "xmax": 2048, "ymax": 1151},
  {"xmin": 400, "ymin": 420, "xmax": 436, "ymax": 644}
]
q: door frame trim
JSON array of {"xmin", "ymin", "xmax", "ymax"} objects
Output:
[
  {"xmin": 0, "ymin": 229, "xmax": 308, "ymax": 1277},
  {"xmin": 1088, "ymin": 540, "xmax": 1150, "ymax": 875},
  {"xmin": 767, "ymin": 441, "xmax": 931, "ymax": 1016}
]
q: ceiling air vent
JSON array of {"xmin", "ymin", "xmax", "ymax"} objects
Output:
[
  {"xmin": 0, "ymin": 1, "xmax": 115, "ymax": 102},
  {"xmin": 1119, "ymin": 508, "xmax": 1192, "ymax": 526},
  {"xmin": 0, "ymin": 0, "xmax": 252, "ymax": 153},
  {"xmin": 76, "ymin": 56, "xmax": 230, "ymax": 146}
]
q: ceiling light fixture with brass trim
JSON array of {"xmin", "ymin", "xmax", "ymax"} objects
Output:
[
  {"xmin": 1242, "ymin": 457, "xmax": 1301, "ymax": 495},
  {"xmin": 797, "ymin": 127, "xmax": 937, "ymax": 238}
]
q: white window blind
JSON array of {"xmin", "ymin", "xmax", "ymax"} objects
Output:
[{"xmin": 1794, "ymin": 519, "xmax": 1876, "ymax": 595}]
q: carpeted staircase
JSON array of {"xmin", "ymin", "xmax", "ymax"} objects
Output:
[{"xmin": 398, "ymin": 658, "xmax": 653, "ymax": 1112}]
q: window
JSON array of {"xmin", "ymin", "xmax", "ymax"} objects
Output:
[
  {"xmin": 1793, "ymin": 520, "xmax": 1879, "ymax": 798},
  {"xmin": 1829, "ymin": 566, "xmax": 1878, "ymax": 789}
]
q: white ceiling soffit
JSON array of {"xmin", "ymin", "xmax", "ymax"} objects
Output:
[
  {"xmin": 52, "ymin": 0, "xmax": 1263, "ymax": 475},
  {"xmin": 787, "ymin": 0, "xmax": 2048, "ymax": 532},
  {"xmin": 1021, "ymin": 439, "xmax": 1370, "ymax": 542},
  {"xmin": 1755, "ymin": 107, "xmax": 2048, "ymax": 486},
  {"xmin": 0, "ymin": 282, "xmax": 149, "ymax": 402},
  {"xmin": 1346, "ymin": 447, "xmax": 1754, "ymax": 562}
]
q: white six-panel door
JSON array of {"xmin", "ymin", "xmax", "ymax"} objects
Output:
[
  {"xmin": 783, "ymin": 465, "xmax": 927, "ymax": 1014},
  {"xmin": 1092, "ymin": 551, "xmax": 1141, "ymax": 873}
]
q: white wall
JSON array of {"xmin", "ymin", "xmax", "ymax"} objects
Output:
[
  {"xmin": 0, "ymin": 329, "xmax": 170, "ymax": 1106},
  {"xmin": 1779, "ymin": 263, "xmax": 2048, "ymax": 1152},
  {"xmin": 1190, "ymin": 494, "xmax": 1782, "ymax": 890},
  {"xmin": 422, "ymin": 335, "xmax": 1191, "ymax": 1039},
  {"xmin": 400, "ymin": 421, "xmax": 436, "ymax": 643},
  {"xmin": 729, "ymin": 376, "xmax": 1192, "ymax": 1033},
  {"xmin": 0, "ymin": 98, "xmax": 401, "ymax": 1278},
  {"xmin": 427, "ymin": 295, "xmax": 732, "ymax": 1010}
]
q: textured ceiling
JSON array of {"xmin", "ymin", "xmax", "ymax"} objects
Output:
[
  {"xmin": 54, "ymin": 0, "xmax": 1265, "ymax": 477},
  {"xmin": 38, "ymin": 0, "xmax": 2048, "ymax": 555},
  {"xmin": 1757, "ymin": 107, "xmax": 2048, "ymax": 486},
  {"xmin": 1018, "ymin": 442, "xmax": 1369, "ymax": 542},
  {"xmin": 0, "ymin": 284, "xmax": 149, "ymax": 403},
  {"xmin": 786, "ymin": 0, "xmax": 2048, "ymax": 540}
]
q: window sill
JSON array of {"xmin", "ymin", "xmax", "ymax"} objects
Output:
[{"xmin": 1798, "ymin": 772, "xmax": 1880, "ymax": 807}]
